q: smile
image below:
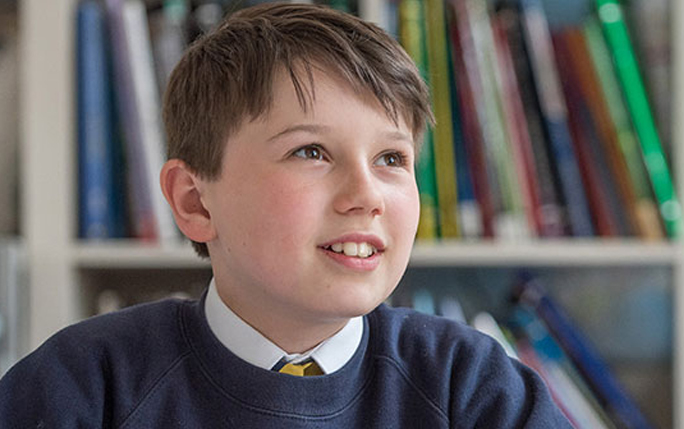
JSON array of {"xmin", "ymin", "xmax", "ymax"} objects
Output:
[{"xmin": 324, "ymin": 242, "xmax": 378, "ymax": 259}]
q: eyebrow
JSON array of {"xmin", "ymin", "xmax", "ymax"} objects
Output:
[
  {"xmin": 267, "ymin": 124, "xmax": 414, "ymax": 146},
  {"xmin": 267, "ymin": 124, "xmax": 330, "ymax": 142},
  {"xmin": 382, "ymin": 130, "xmax": 414, "ymax": 146}
]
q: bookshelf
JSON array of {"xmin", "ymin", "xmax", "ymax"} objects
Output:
[{"xmin": 17, "ymin": 0, "xmax": 684, "ymax": 427}]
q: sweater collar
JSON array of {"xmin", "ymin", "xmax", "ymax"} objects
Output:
[{"xmin": 181, "ymin": 289, "xmax": 374, "ymax": 417}]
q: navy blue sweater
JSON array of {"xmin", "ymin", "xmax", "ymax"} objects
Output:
[{"xmin": 0, "ymin": 294, "xmax": 571, "ymax": 428}]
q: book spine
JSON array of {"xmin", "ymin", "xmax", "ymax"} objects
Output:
[
  {"xmin": 465, "ymin": 0, "xmax": 529, "ymax": 239},
  {"xmin": 123, "ymin": 0, "xmax": 178, "ymax": 243},
  {"xmin": 398, "ymin": 0, "xmax": 439, "ymax": 240},
  {"xmin": 596, "ymin": 0, "xmax": 682, "ymax": 238},
  {"xmin": 562, "ymin": 28, "xmax": 641, "ymax": 237},
  {"xmin": 553, "ymin": 31, "xmax": 622, "ymax": 237},
  {"xmin": 105, "ymin": 0, "xmax": 158, "ymax": 240},
  {"xmin": 425, "ymin": 0, "xmax": 460, "ymax": 238},
  {"xmin": 582, "ymin": 18, "xmax": 664, "ymax": 239},
  {"xmin": 446, "ymin": 0, "xmax": 496, "ymax": 238},
  {"xmin": 520, "ymin": 0, "xmax": 594, "ymax": 237},
  {"xmin": 446, "ymin": 26, "xmax": 482, "ymax": 239},
  {"xmin": 77, "ymin": 0, "xmax": 119, "ymax": 239},
  {"xmin": 491, "ymin": 14, "xmax": 543, "ymax": 237},
  {"xmin": 148, "ymin": 0, "xmax": 188, "ymax": 98},
  {"xmin": 625, "ymin": 0, "xmax": 672, "ymax": 151},
  {"xmin": 495, "ymin": 3, "xmax": 566, "ymax": 237}
]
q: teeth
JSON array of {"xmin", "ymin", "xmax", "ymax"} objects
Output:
[
  {"xmin": 358, "ymin": 242, "xmax": 371, "ymax": 258},
  {"xmin": 343, "ymin": 242, "xmax": 358, "ymax": 256},
  {"xmin": 328, "ymin": 242, "xmax": 377, "ymax": 258}
]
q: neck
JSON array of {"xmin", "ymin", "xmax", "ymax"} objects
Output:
[{"xmin": 214, "ymin": 283, "xmax": 349, "ymax": 354}]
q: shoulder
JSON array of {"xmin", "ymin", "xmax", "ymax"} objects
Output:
[
  {"xmin": 0, "ymin": 297, "xmax": 196, "ymax": 427},
  {"xmin": 367, "ymin": 303, "xmax": 494, "ymax": 366},
  {"xmin": 366, "ymin": 304, "xmax": 571, "ymax": 427},
  {"xmin": 44, "ymin": 297, "xmax": 189, "ymax": 360}
]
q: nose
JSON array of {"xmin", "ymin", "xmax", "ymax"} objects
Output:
[{"xmin": 332, "ymin": 163, "xmax": 385, "ymax": 217}]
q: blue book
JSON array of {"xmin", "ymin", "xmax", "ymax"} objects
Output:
[
  {"xmin": 76, "ymin": 0, "xmax": 124, "ymax": 239},
  {"xmin": 516, "ymin": 276, "xmax": 653, "ymax": 429},
  {"xmin": 518, "ymin": 0, "xmax": 594, "ymax": 236}
]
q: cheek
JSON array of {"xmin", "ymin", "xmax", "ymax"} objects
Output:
[
  {"xmin": 247, "ymin": 176, "xmax": 323, "ymax": 248},
  {"xmin": 387, "ymin": 183, "xmax": 421, "ymax": 234}
]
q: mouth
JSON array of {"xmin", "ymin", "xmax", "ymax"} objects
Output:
[
  {"xmin": 321, "ymin": 242, "xmax": 379, "ymax": 259},
  {"xmin": 318, "ymin": 234, "xmax": 386, "ymax": 266}
]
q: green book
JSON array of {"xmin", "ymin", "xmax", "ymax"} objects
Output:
[
  {"xmin": 595, "ymin": 0, "xmax": 682, "ymax": 237},
  {"xmin": 399, "ymin": 0, "xmax": 440, "ymax": 240},
  {"xmin": 425, "ymin": 0, "xmax": 460, "ymax": 238}
]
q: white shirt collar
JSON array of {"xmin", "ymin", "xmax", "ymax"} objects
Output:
[{"xmin": 204, "ymin": 278, "xmax": 363, "ymax": 374}]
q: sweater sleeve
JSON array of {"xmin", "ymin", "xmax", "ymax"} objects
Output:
[
  {"xmin": 449, "ymin": 332, "xmax": 573, "ymax": 428},
  {"xmin": 0, "ymin": 330, "xmax": 110, "ymax": 428}
]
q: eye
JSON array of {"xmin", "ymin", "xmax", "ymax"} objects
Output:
[
  {"xmin": 291, "ymin": 144, "xmax": 327, "ymax": 161},
  {"xmin": 375, "ymin": 151, "xmax": 407, "ymax": 167}
]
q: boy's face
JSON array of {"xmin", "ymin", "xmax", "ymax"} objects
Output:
[{"xmin": 201, "ymin": 66, "xmax": 420, "ymax": 333}]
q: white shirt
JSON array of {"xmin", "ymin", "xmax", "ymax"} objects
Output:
[{"xmin": 204, "ymin": 279, "xmax": 363, "ymax": 374}]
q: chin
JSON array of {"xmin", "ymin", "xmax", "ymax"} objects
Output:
[{"xmin": 319, "ymin": 288, "xmax": 391, "ymax": 320}]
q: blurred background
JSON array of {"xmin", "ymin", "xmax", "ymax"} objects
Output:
[{"xmin": 1, "ymin": 0, "xmax": 682, "ymax": 427}]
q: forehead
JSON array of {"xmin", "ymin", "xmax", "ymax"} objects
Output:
[{"xmin": 261, "ymin": 65, "xmax": 413, "ymax": 138}]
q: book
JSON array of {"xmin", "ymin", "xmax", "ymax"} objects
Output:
[
  {"xmin": 582, "ymin": 17, "xmax": 664, "ymax": 239},
  {"xmin": 562, "ymin": 28, "xmax": 641, "ymax": 237},
  {"xmin": 519, "ymin": 0, "xmax": 594, "ymax": 237},
  {"xmin": 148, "ymin": 0, "xmax": 189, "ymax": 97},
  {"xmin": 425, "ymin": 0, "xmax": 460, "ymax": 238},
  {"xmin": 553, "ymin": 30, "xmax": 625, "ymax": 237},
  {"xmin": 515, "ymin": 276, "xmax": 653, "ymax": 428},
  {"xmin": 624, "ymin": 0, "xmax": 672, "ymax": 156},
  {"xmin": 446, "ymin": 32, "xmax": 482, "ymax": 239},
  {"xmin": 446, "ymin": 0, "xmax": 496, "ymax": 238},
  {"xmin": 494, "ymin": 2, "xmax": 566, "ymax": 237},
  {"xmin": 463, "ymin": 0, "xmax": 529, "ymax": 239},
  {"xmin": 596, "ymin": 0, "xmax": 682, "ymax": 238},
  {"xmin": 122, "ymin": 0, "xmax": 178, "ymax": 243},
  {"xmin": 76, "ymin": 0, "xmax": 126, "ymax": 239},
  {"xmin": 105, "ymin": 0, "xmax": 159, "ymax": 240},
  {"xmin": 491, "ymin": 13, "xmax": 544, "ymax": 237},
  {"xmin": 398, "ymin": 0, "xmax": 439, "ymax": 240}
]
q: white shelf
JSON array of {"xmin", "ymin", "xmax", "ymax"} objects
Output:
[
  {"xmin": 73, "ymin": 240, "xmax": 210, "ymax": 269},
  {"xmin": 71, "ymin": 239, "xmax": 681, "ymax": 268},
  {"xmin": 411, "ymin": 240, "xmax": 681, "ymax": 267}
]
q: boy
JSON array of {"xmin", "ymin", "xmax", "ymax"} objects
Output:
[{"xmin": 0, "ymin": 2, "xmax": 571, "ymax": 427}]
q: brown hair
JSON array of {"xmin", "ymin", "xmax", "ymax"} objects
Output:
[{"xmin": 163, "ymin": 2, "xmax": 433, "ymax": 258}]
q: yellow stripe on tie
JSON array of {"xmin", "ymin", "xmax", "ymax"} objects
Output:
[{"xmin": 278, "ymin": 361, "xmax": 323, "ymax": 377}]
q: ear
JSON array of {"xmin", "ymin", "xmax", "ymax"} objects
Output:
[{"xmin": 160, "ymin": 159, "xmax": 216, "ymax": 244}]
